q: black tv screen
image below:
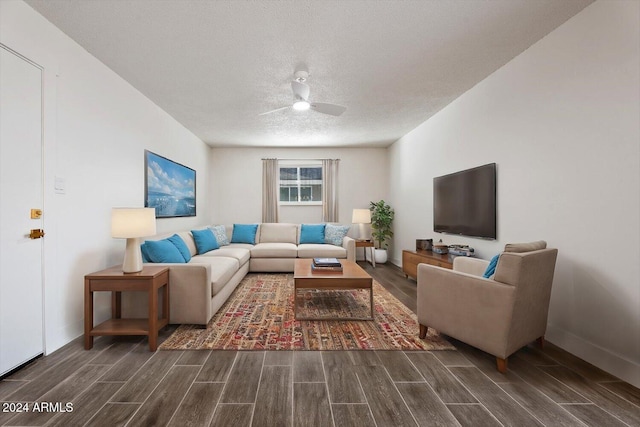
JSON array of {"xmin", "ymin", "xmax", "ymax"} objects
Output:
[{"xmin": 433, "ymin": 163, "xmax": 496, "ymax": 239}]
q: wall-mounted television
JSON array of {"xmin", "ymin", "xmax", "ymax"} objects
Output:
[{"xmin": 433, "ymin": 163, "xmax": 496, "ymax": 239}]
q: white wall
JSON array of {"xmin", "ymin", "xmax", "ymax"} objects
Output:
[
  {"xmin": 0, "ymin": 1, "xmax": 211, "ymax": 353},
  {"xmin": 4, "ymin": 0, "xmax": 637, "ymax": 387},
  {"xmin": 209, "ymin": 146, "xmax": 389, "ymax": 234},
  {"xmin": 389, "ymin": 0, "xmax": 639, "ymax": 386}
]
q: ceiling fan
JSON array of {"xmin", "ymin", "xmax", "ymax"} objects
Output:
[{"xmin": 259, "ymin": 69, "xmax": 347, "ymax": 117}]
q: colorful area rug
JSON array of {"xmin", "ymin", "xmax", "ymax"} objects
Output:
[{"xmin": 160, "ymin": 273, "xmax": 453, "ymax": 351}]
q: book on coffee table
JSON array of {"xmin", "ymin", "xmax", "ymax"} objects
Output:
[
  {"xmin": 313, "ymin": 257, "xmax": 341, "ymax": 267},
  {"xmin": 311, "ymin": 263, "xmax": 343, "ymax": 273}
]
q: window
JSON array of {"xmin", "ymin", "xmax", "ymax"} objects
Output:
[{"xmin": 279, "ymin": 164, "xmax": 322, "ymax": 205}]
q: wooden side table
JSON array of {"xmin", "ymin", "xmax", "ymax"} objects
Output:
[
  {"xmin": 355, "ymin": 240, "xmax": 376, "ymax": 267},
  {"xmin": 84, "ymin": 265, "xmax": 169, "ymax": 351}
]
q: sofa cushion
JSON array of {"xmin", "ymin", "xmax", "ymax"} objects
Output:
[
  {"xmin": 227, "ymin": 243, "xmax": 254, "ymax": 250},
  {"xmin": 324, "ymin": 224, "xmax": 350, "ymax": 246},
  {"xmin": 231, "ymin": 224, "xmax": 259, "ymax": 244},
  {"xmin": 209, "ymin": 225, "xmax": 230, "ymax": 246},
  {"xmin": 504, "ymin": 241, "xmax": 547, "ymax": 253},
  {"xmin": 251, "ymin": 242, "xmax": 298, "ymax": 258},
  {"xmin": 192, "ymin": 228, "xmax": 219, "ymax": 254},
  {"xmin": 197, "ymin": 246, "xmax": 251, "ymax": 265},
  {"xmin": 298, "ymin": 243, "xmax": 347, "ymax": 259},
  {"xmin": 189, "ymin": 256, "xmax": 238, "ymax": 296},
  {"xmin": 144, "ymin": 239, "xmax": 186, "ymax": 263},
  {"xmin": 167, "ymin": 234, "xmax": 192, "ymax": 262},
  {"xmin": 300, "ymin": 224, "xmax": 325, "ymax": 244},
  {"xmin": 259, "ymin": 223, "xmax": 298, "ymax": 244}
]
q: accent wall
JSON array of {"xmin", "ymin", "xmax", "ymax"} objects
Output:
[{"xmin": 388, "ymin": 0, "xmax": 639, "ymax": 386}]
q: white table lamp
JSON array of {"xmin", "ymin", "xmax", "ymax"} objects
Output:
[
  {"xmin": 352, "ymin": 208, "xmax": 371, "ymax": 241},
  {"xmin": 111, "ymin": 207, "xmax": 156, "ymax": 273}
]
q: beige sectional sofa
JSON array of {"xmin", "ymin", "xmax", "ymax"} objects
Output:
[
  {"xmin": 122, "ymin": 223, "xmax": 355, "ymax": 325},
  {"xmin": 249, "ymin": 223, "xmax": 354, "ymax": 272}
]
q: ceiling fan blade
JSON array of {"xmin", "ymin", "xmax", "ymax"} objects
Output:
[
  {"xmin": 311, "ymin": 103, "xmax": 346, "ymax": 116},
  {"xmin": 291, "ymin": 81, "xmax": 310, "ymax": 101},
  {"xmin": 258, "ymin": 106, "xmax": 290, "ymax": 116}
]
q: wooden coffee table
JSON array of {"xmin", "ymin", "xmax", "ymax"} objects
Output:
[{"xmin": 293, "ymin": 259, "xmax": 373, "ymax": 320}]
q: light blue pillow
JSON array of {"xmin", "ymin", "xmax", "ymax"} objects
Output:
[
  {"xmin": 300, "ymin": 224, "xmax": 326, "ymax": 244},
  {"xmin": 324, "ymin": 224, "xmax": 350, "ymax": 246},
  {"xmin": 167, "ymin": 234, "xmax": 191, "ymax": 262},
  {"xmin": 144, "ymin": 239, "xmax": 186, "ymax": 263},
  {"xmin": 483, "ymin": 254, "xmax": 500, "ymax": 278},
  {"xmin": 209, "ymin": 225, "xmax": 229, "ymax": 246},
  {"xmin": 191, "ymin": 228, "xmax": 219, "ymax": 254},
  {"xmin": 231, "ymin": 224, "xmax": 259, "ymax": 244}
]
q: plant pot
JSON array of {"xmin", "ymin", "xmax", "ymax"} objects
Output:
[{"xmin": 374, "ymin": 248, "xmax": 388, "ymax": 264}]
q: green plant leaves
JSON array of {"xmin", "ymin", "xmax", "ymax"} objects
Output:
[{"xmin": 369, "ymin": 200, "xmax": 394, "ymax": 249}]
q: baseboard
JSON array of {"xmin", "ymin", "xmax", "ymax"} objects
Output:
[
  {"xmin": 45, "ymin": 320, "xmax": 83, "ymax": 356},
  {"xmin": 546, "ymin": 324, "xmax": 640, "ymax": 388}
]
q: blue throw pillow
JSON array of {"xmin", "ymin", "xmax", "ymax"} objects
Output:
[
  {"xmin": 144, "ymin": 239, "xmax": 186, "ymax": 263},
  {"xmin": 231, "ymin": 224, "xmax": 259, "ymax": 244},
  {"xmin": 140, "ymin": 243, "xmax": 151, "ymax": 263},
  {"xmin": 300, "ymin": 224, "xmax": 326, "ymax": 244},
  {"xmin": 324, "ymin": 224, "xmax": 350, "ymax": 246},
  {"xmin": 209, "ymin": 225, "xmax": 229, "ymax": 246},
  {"xmin": 191, "ymin": 228, "xmax": 219, "ymax": 254},
  {"xmin": 167, "ymin": 234, "xmax": 192, "ymax": 262},
  {"xmin": 483, "ymin": 254, "xmax": 500, "ymax": 278}
]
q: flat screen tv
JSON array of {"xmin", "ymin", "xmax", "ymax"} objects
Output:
[{"xmin": 433, "ymin": 163, "xmax": 496, "ymax": 239}]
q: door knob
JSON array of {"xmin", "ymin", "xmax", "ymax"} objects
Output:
[{"xmin": 29, "ymin": 229, "xmax": 45, "ymax": 239}]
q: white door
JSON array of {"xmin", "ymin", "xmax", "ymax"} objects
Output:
[{"xmin": 0, "ymin": 45, "xmax": 44, "ymax": 376}]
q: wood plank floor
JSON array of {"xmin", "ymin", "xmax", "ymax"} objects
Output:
[{"xmin": 1, "ymin": 262, "xmax": 638, "ymax": 426}]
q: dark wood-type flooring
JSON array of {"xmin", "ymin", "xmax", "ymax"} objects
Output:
[{"xmin": 1, "ymin": 262, "xmax": 639, "ymax": 426}]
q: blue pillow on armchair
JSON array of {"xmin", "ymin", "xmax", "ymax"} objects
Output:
[{"xmin": 483, "ymin": 254, "xmax": 500, "ymax": 278}]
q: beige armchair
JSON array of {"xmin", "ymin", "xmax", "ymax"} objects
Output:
[{"xmin": 417, "ymin": 241, "xmax": 558, "ymax": 373}]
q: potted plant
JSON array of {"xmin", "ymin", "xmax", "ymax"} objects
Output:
[{"xmin": 369, "ymin": 200, "xmax": 394, "ymax": 264}]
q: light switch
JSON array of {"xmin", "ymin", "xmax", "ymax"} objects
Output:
[{"xmin": 54, "ymin": 176, "xmax": 65, "ymax": 194}]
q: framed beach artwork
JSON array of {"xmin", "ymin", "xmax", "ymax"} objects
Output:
[{"xmin": 144, "ymin": 150, "xmax": 196, "ymax": 218}]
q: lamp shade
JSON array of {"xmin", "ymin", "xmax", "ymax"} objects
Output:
[
  {"xmin": 352, "ymin": 209, "xmax": 371, "ymax": 224},
  {"xmin": 111, "ymin": 208, "xmax": 156, "ymax": 238}
]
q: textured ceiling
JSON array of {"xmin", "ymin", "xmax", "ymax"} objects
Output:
[{"xmin": 26, "ymin": 0, "xmax": 592, "ymax": 148}]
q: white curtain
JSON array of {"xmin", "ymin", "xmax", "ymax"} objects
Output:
[
  {"xmin": 322, "ymin": 159, "xmax": 339, "ymax": 222},
  {"xmin": 262, "ymin": 158, "xmax": 279, "ymax": 223}
]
